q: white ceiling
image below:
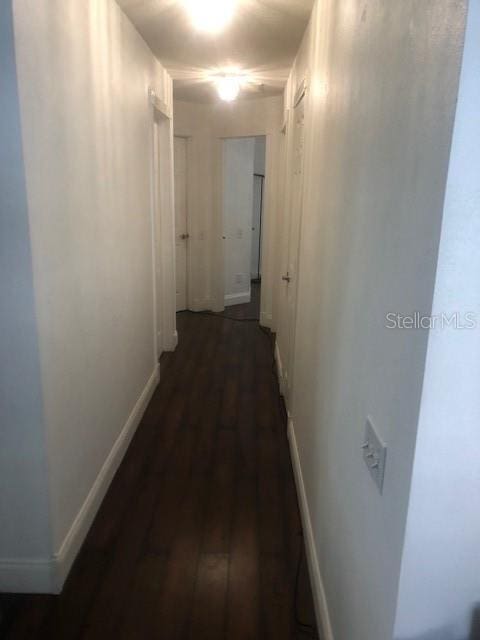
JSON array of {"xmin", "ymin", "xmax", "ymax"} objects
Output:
[{"xmin": 117, "ymin": 0, "xmax": 314, "ymax": 102}]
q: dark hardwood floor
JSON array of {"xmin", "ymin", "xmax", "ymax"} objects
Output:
[
  {"xmin": 0, "ymin": 284, "xmax": 319, "ymax": 640},
  {"xmin": 220, "ymin": 281, "xmax": 262, "ymax": 320}
]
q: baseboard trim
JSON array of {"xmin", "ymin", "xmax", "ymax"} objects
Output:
[
  {"xmin": 53, "ymin": 364, "xmax": 160, "ymax": 592},
  {"xmin": 0, "ymin": 366, "xmax": 160, "ymax": 594},
  {"xmin": 260, "ymin": 310, "xmax": 272, "ymax": 328},
  {"xmin": 0, "ymin": 558, "xmax": 53, "ymax": 594},
  {"xmin": 224, "ymin": 291, "xmax": 251, "ymax": 307},
  {"xmin": 191, "ymin": 298, "xmax": 213, "ymax": 312},
  {"xmin": 287, "ymin": 418, "xmax": 335, "ymax": 640},
  {"xmin": 274, "ymin": 340, "xmax": 286, "ymax": 396},
  {"xmin": 163, "ymin": 331, "xmax": 178, "ymax": 352}
]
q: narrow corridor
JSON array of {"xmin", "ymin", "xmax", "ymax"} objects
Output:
[{"xmin": 1, "ymin": 291, "xmax": 318, "ymax": 639}]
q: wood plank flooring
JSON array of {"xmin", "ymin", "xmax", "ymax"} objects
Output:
[{"xmin": 0, "ymin": 285, "xmax": 319, "ymax": 640}]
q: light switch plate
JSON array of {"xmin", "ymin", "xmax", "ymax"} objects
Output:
[{"xmin": 363, "ymin": 417, "xmax": 387, "ymax": 493}]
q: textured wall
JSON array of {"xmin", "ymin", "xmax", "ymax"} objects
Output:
[
  {"xmin": 12, "ymin": 0, "xmax": 172, "ymax": 559},
  {"xmin": 287, "ymin": 0, "xmax": 466, "ymax": 638},
  {"xmin": 0, "ymin": 0, "xmax": 51, "ymax": 572},
  {"xmin": 394, "ymin": 3, "xmax": 480, "ymax": 638}
]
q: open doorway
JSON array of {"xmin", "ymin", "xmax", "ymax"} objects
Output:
[{"xmin": 222, "ymin": 135, "xmax": 266, "ymax": 315}]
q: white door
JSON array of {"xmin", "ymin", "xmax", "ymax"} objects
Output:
[
  {"xmin": 174, "ymin": 136, "xmax": 188, "ymax": 311},
  {"xmin": 284, "ymin": 95, "xmax": 306, "ymax": 404}
]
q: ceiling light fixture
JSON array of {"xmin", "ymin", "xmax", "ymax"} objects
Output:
[
  {"xmin": 183, "ymin": 0, "xmax": 237, "ymax": 34},
  {"xmin": 214, "ymin": 74, "xmax": 243, "ymax": 101}
]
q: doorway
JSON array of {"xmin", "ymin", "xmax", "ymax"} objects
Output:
[
  {"xmin": 222, "ymin": 135, "xmax": 266, "ymax": 309},
  {"xmin": 174, "ymin": 136, "xmax": 188, "ymax": 312}
]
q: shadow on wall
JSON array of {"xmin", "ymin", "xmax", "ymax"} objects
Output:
[
  {"xmin": 471, "ymin": 606, "xmax": 480, "ymax": 640},
  {"xmin": 396, "ymin": 605, "xmax": 480, "ymax": 640}
]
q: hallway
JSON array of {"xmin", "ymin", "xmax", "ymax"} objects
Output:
[
  {"xmin": 1, "ymin": 296, "xmax": 318, "ymax": 640},
  {"xmin": 3, "ymin": 1, "xmax": 479, "ymax": 638}
]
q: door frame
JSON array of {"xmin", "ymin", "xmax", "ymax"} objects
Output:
[
  {"xmin": 274, "ymin": 73, "xmax": 309, "ymax": 409},
  {"xmin": 150, "ymin": 89, "xmax": 177, "ymax": 360},
  {"xmin": 173, "ymin": 135, "xmax": 190, "ymax": 312},
  {"xmin": 213, "ymin": 133, "xmax": 273, "ymax": 317}
]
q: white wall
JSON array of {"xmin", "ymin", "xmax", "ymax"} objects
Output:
[
  {"xmin": 223, "ymin": 137, "xmax": 255, "ymax": 306},
  {"xmin": 4, "ymin": 0, "xmax": 173, "ymax": 592},
  {"xmin": 173, "ymin": 96, "xmax": 283, "ymax": 322},
  {"xmin": 394, "ymin": 3, "xmax": 480, "ymax": 639},
  {"xmin": 281, "ymin": 1, "xmax": 467, "ymax": 639},
  {"xmin": 0, "ymin": 1, "xmax": 52, "ymax": 584},
  {"xmin": 253, "ymin": 135, "xmax": 266, "ymax": 175}
]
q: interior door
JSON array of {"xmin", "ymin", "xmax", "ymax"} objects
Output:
[
  {"xmin": 174, "ymin": 136, "xmax": 188, "ymax": 312},
  {"xmin": 285, "ymin": 94, "xmax": 306, "ymax": 404}
]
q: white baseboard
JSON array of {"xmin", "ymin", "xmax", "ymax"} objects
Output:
[
  {"xmin": 260, "ymin": 310, "xmax": 272, "ymax": 328},
  {"xmin": 191, "ymin": 298, "xmax": 213, "ymax": 312},
  {"xmin": 288, "ymin": 418, "xmax": 335, "ymax": 640},
  {"xmin": 224, "ymin": 291, "xmax": 251, "ymax": 307},
  {"xmin": 163, "ymin": 330, "xmax": 178, "ymax": 352},
  {"xmin": 0, "ymin": 366, "xmax": 160, "ymax": 594},
  {"xmin": 0, "ymin": 558, "xmax": 53, "ymax": 594},
  {"xmin": 53, "ymin": 364, "xmax": 160, "ymax": 592},
  {"xmin": 274, "ymin": 340, "xmax": 286, "ymax": 396}
]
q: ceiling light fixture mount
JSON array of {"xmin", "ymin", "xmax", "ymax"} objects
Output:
[{"xmin": 182, "ymin": 0, "xmax": 237, "ymax": 34}]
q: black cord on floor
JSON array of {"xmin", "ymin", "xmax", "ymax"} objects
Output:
[
  {"xmin": 262, "ymin": 330, "xmax": 317, "ymax": 639},
  {"xmin": 184, "ymin": 307, "xmax": 317, "ymax": 638}
]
